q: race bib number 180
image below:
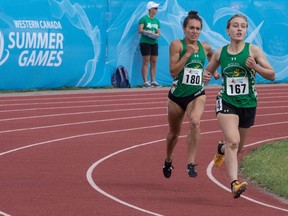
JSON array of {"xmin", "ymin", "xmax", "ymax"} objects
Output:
[
  {"xmin": 226, "ymin": 77, "xmax": 249, "ymax": 96},
  {"xmin": 182, "ymin": 68, "xmax": 202, "ymax": 86}
]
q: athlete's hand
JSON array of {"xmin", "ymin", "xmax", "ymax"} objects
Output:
[
  {"xmin": 245, "ymin": 56, "xmax": 257, "ymax": 70},
  {"xmin": 213, "ymin": 71, "xmax": 220, "ymax": 80},
  {"xmin": 203, "ymin": 71, "xmax": 212, "ymax": 83},
  {"xmin": 185, "ymin": 44, "xmax": 197, "ymax": 57}
]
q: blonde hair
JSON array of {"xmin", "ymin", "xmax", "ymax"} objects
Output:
[{"xmin": 226, "ymin": 14, "xmax": 248, "ymax": 29}]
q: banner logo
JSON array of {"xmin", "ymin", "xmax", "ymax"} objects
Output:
[
  {"xmin": 0, "ymin": 31, "xmax": 10, "ymax": 66},
  {"xmin": 1, "ymin": 20, "xmax": 64, "ymax": 67}
]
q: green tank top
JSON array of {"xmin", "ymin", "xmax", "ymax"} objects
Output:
[
  {"xmin": 139, "ymin": 15, "xmax": 160, "ymax": 45},
  {"xmin": 218, "ymin": 43, "xmax": 257, "ymax": 108},
  {"xmin": 169, "ymin": 40, "xmax": 206, "ymax": 98}
]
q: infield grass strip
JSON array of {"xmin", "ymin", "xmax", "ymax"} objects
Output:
[{"xmin": 241, "ymin": 139, "xmax": 288, "ymax": 199}]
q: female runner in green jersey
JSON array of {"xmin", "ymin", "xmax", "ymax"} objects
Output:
[
  {"xmin": 205, "ymin": 14, "xmax": 275, "ymax": 199},
  {"xmin": 163, "ymin": 11, "xmax": 213, "ymax": 179}
]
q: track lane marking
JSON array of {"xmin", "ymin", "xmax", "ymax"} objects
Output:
[
  {"xmin": 206, "ymin": 136, "xmax": 288, "ymax": 213},
  {"xmin": 85, "ymin": 125, "xmax": 288, "ymax": 215}
]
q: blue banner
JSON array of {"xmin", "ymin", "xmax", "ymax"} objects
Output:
[
  {"xmin": 0, "ymin": 0, "xmax": 287, "ymax": 90},
  {"xmin": 0, "ymin": 0, "xmax": 107, "ymax": 90}
]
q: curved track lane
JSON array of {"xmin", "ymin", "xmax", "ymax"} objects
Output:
[{"xmin": 1, "ymin": 85, "xmax": 288, "ymax": 216}]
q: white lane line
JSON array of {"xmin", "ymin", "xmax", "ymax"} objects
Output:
[
  {"xmin": 86, "ymin": 139, "xmax": 164, "ymax": 216},
  {"xmin": 206, "ymin": 136, "xmax": 288, "ymax": 213},
  {"xmin": 0, "ymin": 106, "xmax": 165, "ymax": 122},
  {"xmin": 0, "ymin": 113, "xmax": 168, "ymax": 134},
  {"xmin": 0, "ymin": 123, "xmax": 170, "ymax": 156},
  {"xmin": 0, "ymin": 126, "xmax": 167, "ymax": 216},
  {"xmin": 0, "ymin": 110, "xmax": 287, "ymax": 135},
  {"xmin": 1, "ymin": 121, "xmax": 288, "ymax": 215},
  {"xmin": 0, "ymin": 211, "xmax": 11, "ymax": 216},
  {"xmin": 0, "ymin": 96, "xmax": 167, "ymax": 107},
  {"xmin": 86, "ymin": 128, "xmax": 288, "ymax": 215}
]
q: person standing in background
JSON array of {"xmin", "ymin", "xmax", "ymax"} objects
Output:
[
  {"xmin": 205, "ymin": 14, "xmax": 275, "ymax": 199},
  {"xmin": 163, "ymin": 11, "xmax": 213, "ymax": 179},
  {"xmin": 138, "ymin": 1, "xmax": 162, "ymax": 88}
]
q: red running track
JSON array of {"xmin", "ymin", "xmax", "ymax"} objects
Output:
[{"xmin": 0, "ymin": 85, "xmax": 288, "ymax": 216}]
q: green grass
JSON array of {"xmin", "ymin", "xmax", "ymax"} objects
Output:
[{"xmin": 240, "ymin": 139, "xmax": 288, "ymax": 200}]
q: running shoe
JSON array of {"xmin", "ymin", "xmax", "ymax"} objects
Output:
[
  {"xmin": 142, "ymin": 82, "xmax": 151, "ymax": 88},
  {"xmin": 213, "ymin": 140, "xmax": 225, "ymax": 167},
  {"xmin": 231, "ymin": 181, "xmax": 248, "ymax": 199},
  {"xmin": 150, "ymin": 81, "xmax": 162, "ymax": 88},
  {"xmin": 163, "ymin": 160, "xmax": 173, "ymax": 178},
  {"xmin": 187, "ymin": 163, "xmax": 198, "ymax": 177}
]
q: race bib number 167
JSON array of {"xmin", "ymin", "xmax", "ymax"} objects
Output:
[{"xmin": 226, "ymin": 77, "xmax": 249, "ymax": 96}]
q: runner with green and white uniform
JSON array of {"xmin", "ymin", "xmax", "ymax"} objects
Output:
[
  {"xmin": 168, "ymin": 40, "xmax": 207, "ymax": 110},
  {"xmin": 217, "ymin": 42, "xmax": 257, "ymax": 109}
]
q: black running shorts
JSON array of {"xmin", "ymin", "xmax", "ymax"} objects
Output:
[
  {"xmin": 168, "ymin": 89, "xmax": 205, "ymax": 111},
  {"xmin": 216, "ymin": 97, "xmax": 256, "ymax": 128}
]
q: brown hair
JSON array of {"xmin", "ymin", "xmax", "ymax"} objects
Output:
[
  {"xmin": 226, "ymin": 14, "xmax": 248, "ymax": 29},
  {"xmin": 183, "ymin": 11, "xmax": 203, "ymax": 29}
]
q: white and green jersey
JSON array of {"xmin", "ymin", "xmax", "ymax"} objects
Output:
[
  {"xmin": 139, "ymin": 15, "xmax": 160, "ymax": 44},
  {"xmin": 218, "ymin": 43, "xmax": 257, "ymax": 108},
  {"xmin": 169, "ymin": 40, "xmax": 206, "ymax": 98}
]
